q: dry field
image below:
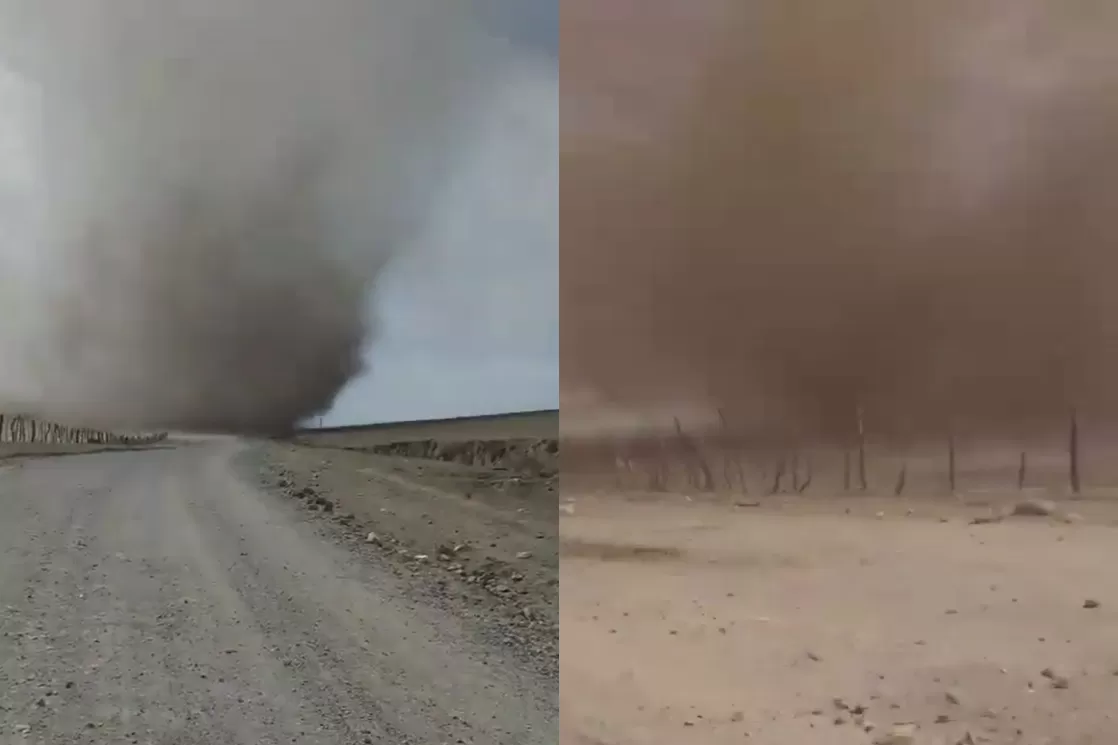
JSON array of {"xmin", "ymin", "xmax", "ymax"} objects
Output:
[{"xmin": 561, "ymin": 446, "xmax": 1118, "ymax": 745}]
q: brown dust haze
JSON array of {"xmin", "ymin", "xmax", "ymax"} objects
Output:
[{"xmin": 562, "ymin": 1, "xmax": 1118, "ymax": 444}]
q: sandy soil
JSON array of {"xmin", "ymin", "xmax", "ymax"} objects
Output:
[
  {"xmin": 0, "ymin": 440, "xmax": 557, "ymax": 744},
  {"xmin": 561, "ymin": 490, "xmax": 1118, "ymax": 745}
]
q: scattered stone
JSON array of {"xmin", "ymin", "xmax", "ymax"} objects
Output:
[
  {"xmin": 945, "ymin": 689, "xmax": 962, "ymax": 705},
  {"xmin": 365, "ymin": 532, "xmax": 380, "ymax": 545},
  {"xmin": 873, "ymin": 723, "xmax": 917, "ymax": 745},
  {"xmin": 1084, "ymin": 599, "xmax": 1100, "ymax": 609},
  {"xmin": 936, "ymin": 714, "xmax": 951, "ymax": 724},
  {"xmin": 559, "ymin": 503, "xmax": 575, "ymax": 516},
  {"xmin": 1041, "ymin": 667, "xmax": 1070, "ymax": 689},
  {"xmin": 875, "ymin": 511, "xmax": 886, "ymax": 519},
  {"xmin": 806, "ymin": 650, "xmax": 821, "ymax": 662},
  {"xmin": 515, "ymin": 551, "xmax": 533, "ymax": 560},
  {"xmin": 730, "ymin": 711, "xmax": 745, "ymax": 723},
  {"xmin": 970, "ymin": 514, "xmax": 1003, "ymax": 525}
]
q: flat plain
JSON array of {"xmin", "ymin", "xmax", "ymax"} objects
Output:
[{"xmin": 561, "ymin": 445, "xmax": 1118, "ymax": 745}]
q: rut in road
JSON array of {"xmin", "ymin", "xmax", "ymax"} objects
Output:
[{"xmin": 0, "ymin": 444, "xmax": 557, "ymax": 745}]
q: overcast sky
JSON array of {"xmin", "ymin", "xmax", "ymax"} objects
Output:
[{"xmin": 320, "ymin": 1, "xmax": 558, "ymax": 426}]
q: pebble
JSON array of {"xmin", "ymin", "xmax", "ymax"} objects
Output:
[{"xmin": 873, "ymin": 723, "xmax": 917, "ymax": 745}]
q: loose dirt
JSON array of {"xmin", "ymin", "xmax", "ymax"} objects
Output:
[
  {"xmin": 0, "ymin": 440, "xmax": 557, "ymax": 744},
  {"xmin": 561, "ymin": 490, "xmax": 1118, "ymax": 745},
  {"xmin": 257, "ymin": 439, "xmax": 559, "ymax": 663}
]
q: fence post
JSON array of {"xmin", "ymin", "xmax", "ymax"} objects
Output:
[
  {"xmin": 1069, "ymin": 407, "xmax": 1081, "ymax": 495},
  {"xmin": 947, "ymin": 426, "xmax": 957, "ymax": 495},
  {"xmin": 856, "ymin": 402, "xmax": 868, "ymax": 491}
]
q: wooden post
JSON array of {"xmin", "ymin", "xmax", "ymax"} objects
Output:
[
  {"xmin": 718, "ymin": 409, "xmax": 746, "ymax": 493},
  {"xmin": 947, "ymin": 427, "xmax": 957, "ymax": 495},
  {"xmin": 893, "ymin": 462, "xmax": 907, "ymax": 496},
  {"xmin": 856, "ymin": 403, "xmax": 868, "ymax": 491},
  {"xmin": 796, "ymin": 455, "xmax": 813, "ymax": 494},
  {"xmin": 1017, "ymin": 451, "xmax": 1027, "ymax": 491},
  {"xmin": 674, "ymin": 417, "xmax": 714, "ymax": 492},
  {"xmin": 769, "ymin": 455, "xmax": 786, "ymax": 494},
  {"xmin": 1069, "ymin": 407, "xmax": 1081, "ymax": 495}
]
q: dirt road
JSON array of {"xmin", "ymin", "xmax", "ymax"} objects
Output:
[
  {"xmin": 561, "ymin": 492, "xmax": 1118, "ymax": 745},
  {"xmin": 0, "ymin": 441, "xmax": 557, "ymax": 744}
]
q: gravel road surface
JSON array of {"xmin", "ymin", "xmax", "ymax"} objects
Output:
[{"xmin": 0, "ymin": 441, "xmax": 557, "ymax": 744}]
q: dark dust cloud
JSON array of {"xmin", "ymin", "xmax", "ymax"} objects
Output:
[
  {"xmin": 0, "ymin": 0, "xmax": 501, "ymax": 433},
  {"xmin": 562, "ymin": 1, "xmax": 1118, "ymax": 444}
]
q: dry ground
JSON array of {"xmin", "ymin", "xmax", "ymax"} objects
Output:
[
  {"xmin": 259, "ymin": 415, "xmax": 560, "ymax": 679},
  {"xmin": 0, "ymin": 441, "xmax": 556, "ymax": 744},
  {"xmin": 561, "ymin": 485, "xmax": 1118, "ymax": 745}
]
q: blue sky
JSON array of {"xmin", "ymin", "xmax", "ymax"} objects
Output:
[{"xmin": 320, "ymin": 1, "xmax": 558, "ymax": 426}]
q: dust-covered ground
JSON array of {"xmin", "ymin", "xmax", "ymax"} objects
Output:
[{"xmin": 560, "ymin": 486, "xmax": 1118, "ymax": 745}]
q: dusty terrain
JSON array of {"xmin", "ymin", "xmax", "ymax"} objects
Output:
[
  {"xmin": 561, "ymin": 484, "xmax": 1118, "ymax": 745},
  {"xmin": 0, "ymin": 433, "xmax": 557, "ymax": 744}
]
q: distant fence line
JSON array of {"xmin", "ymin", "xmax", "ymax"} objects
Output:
[
  {"xmin": 562, "ymin": 407, "xmax": 1112, "ymax": 498},
  {"xmin": 0, "ymin": 414, "xmax": 168, "ymax": 447}
]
